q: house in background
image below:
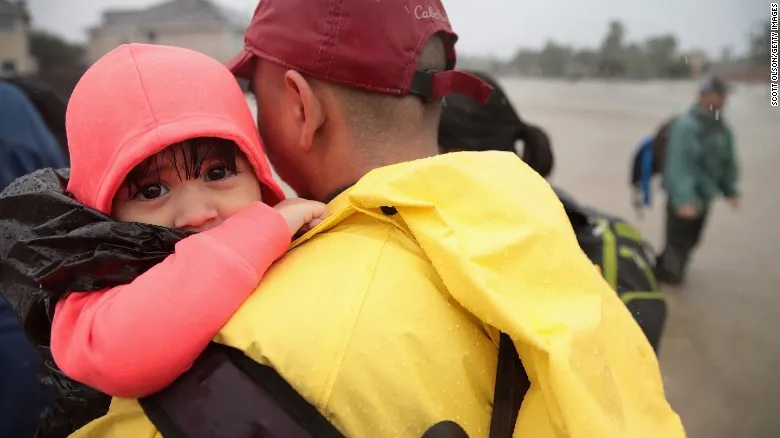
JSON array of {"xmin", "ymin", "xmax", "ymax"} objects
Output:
[
  {"xmin": 86, "ymin": 0, "xmax": 248, "ymax": 65},
  {"xmin": 0, "ymin": 0, "xmax": 37, "ymax": 76}
]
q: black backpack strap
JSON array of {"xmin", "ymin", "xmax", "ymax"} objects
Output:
[
  {"xmin": 141, "ymin": 338, "xmax": 529, "ymax": 438},
  {"xmin": 489, "ymin": 333, "xmax": 530, "ymax": 438},
  {"xmin": 139, "ymin": 343, "xmax": 344, "ymax": 438}
]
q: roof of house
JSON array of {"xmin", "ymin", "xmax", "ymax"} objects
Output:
[
  {"xmin": 0, "ymin": 1, "xmax": 28, "ymax": 19},
  {"xmin": 102, "ymin": 10, "xmax": 140, "ymax": 26},
  {"xmin": 98, "ymin": 0, "xmax": 249, "ymax": 31}
]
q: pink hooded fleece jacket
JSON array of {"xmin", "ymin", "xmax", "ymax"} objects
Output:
[{"xmin": 51, "ymin": 43, "xmax": 289, "ymax": 398}]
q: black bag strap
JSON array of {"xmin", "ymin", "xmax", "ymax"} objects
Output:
[
  {"xmin": 139, "ymin": 343, "xmax": 344, "ymax": 438},
  {"xmin": 489, "ymin": 333, "xmax": 530, "ymax": 438},
  {"xmin": 141, "ymin": 337, "xmax": 529, "ymax": 438}
]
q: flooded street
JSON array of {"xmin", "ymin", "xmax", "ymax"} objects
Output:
[{"xmin": 251, "ymin": 79, "xmax": 779, "ymax": 437}]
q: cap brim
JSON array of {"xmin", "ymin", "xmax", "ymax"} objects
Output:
[{"xmin": 225, "ymin": 48, "xmax": 255, "ymax": 80}]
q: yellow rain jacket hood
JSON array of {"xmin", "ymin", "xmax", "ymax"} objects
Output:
[{"xmin": 74, "ymin": 151, "xmax": 684, "ymax": 438}]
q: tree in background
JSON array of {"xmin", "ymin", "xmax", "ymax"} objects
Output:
[
  {"xmin": 621, "ymin": 42, "xmax": 652, "ymax": 78},
  {"xmin": 511, "ymin": 49, "xmax": 541, "ymax": 76},
  {"xmin": 570, "ymin": 49, "xmax": 599, "ymax": 78},
  {"xmin": 28, "ymin": 30, "xmax": 88, "ymax": 98},
  {"xmin": 747, "ymin": 21, "xmax": 770, "ymax": 68},
  {"xmin": 475, "ymin": 19, "xmax": 765, "ymax": 80},
  {"xmin": 505, "ymin": 20, "xmax": 693, "ymax": 79},
  {"xmin": 665, "ymin": 56, "xmax": 695, "ymax": 78},
  {"xmin": 719, "ymin": 46, "xmax": 734, "ymax": 66},
  {"xmin": 598, "ymin": 20, "xmax": 627, "ymax": 76},
  {"xmin": 537, "ymin": 41, "xmax": 573, "ymax": 77},
  {"xmin": 643, "ymin": 36, "xmax": 677, "ymax": 76}
]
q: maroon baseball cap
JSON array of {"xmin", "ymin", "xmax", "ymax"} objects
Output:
[{"xmin": 226, "ymin": 0, "xmax": 493, "ymax": 104}]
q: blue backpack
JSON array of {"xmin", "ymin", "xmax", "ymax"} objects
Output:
[{"xmin": 629, "ymin": 117, "xmax": 677, "ymax": 212}]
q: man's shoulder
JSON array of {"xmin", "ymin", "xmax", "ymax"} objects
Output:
[
  {"xmin": 218, "ymin": 215, "xmax": 464, "ymax": 427},
  {"xmin": 251, "ymin": 216, "xmax": 431, "ymax": 295},
  {"xmin": 671, "ymin": 113, "xmax": 698, "ymax": 132}
]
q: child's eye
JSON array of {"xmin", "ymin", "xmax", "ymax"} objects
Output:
[
  {"xmin": 204, "ymin": 165, "xmax": 235, "ymax": 182},
  {"xmin": 134, "ymin": 183, "xmax": 168, "ymax": 201}
]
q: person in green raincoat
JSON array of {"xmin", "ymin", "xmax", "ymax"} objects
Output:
[{"xmin": 657, "ymin": 75, "xmax": 740, "ymax": 285}]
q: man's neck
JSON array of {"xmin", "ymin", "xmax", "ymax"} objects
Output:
[{"xmin": 311, "ymin": 139, "xmax": 438, "ymax": 202}]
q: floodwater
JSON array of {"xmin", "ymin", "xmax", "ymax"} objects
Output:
[{"xmin": 249, "ymin": 79, "xmax": 780, "ymax": 437}]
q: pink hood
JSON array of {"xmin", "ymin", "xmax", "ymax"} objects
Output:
[{"xmin": 66, "ymin": 43, "xmax": 285, "ymax": 214}]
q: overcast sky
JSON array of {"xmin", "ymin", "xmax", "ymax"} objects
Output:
[{"xmin": 28, "ymin": 0, "xmax": 764, "ymax": 59}]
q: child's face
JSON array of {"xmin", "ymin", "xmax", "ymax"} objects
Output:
[{"xmin": 112, "ymin": 141, "xmax": 263, "ymax": 232}]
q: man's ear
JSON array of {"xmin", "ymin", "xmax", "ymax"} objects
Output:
[{"xmin": 282, "ymin": 70, "xmax": 325, "ymax": 152}]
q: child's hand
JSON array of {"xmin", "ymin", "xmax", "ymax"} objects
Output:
[{"xmin": 274, "ymin": 198, "xmax": 328, "ymax": 236}]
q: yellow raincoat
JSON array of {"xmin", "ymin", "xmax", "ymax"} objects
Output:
[{"xmin": 73, "ymin": 151, "xmax": 684, "ymax": 438}]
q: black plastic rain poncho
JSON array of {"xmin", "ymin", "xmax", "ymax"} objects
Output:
[{"xmin": 0, "ymin": 168, "xmax": 188, "ymax": 437}]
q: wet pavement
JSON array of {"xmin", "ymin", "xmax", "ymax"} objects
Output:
[{"xmin": 505, "ymin": 78, "xmax": 779, "ymax": 438}]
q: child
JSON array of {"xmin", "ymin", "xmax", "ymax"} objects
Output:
[{"xmin": 49, "ymin": 43, "xmax": 327, "ymax": 398}]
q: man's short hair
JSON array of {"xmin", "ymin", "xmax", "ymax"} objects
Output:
[{"xmin": 327, "ymin": 36, "xmax": 448, "ymax": 141}]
